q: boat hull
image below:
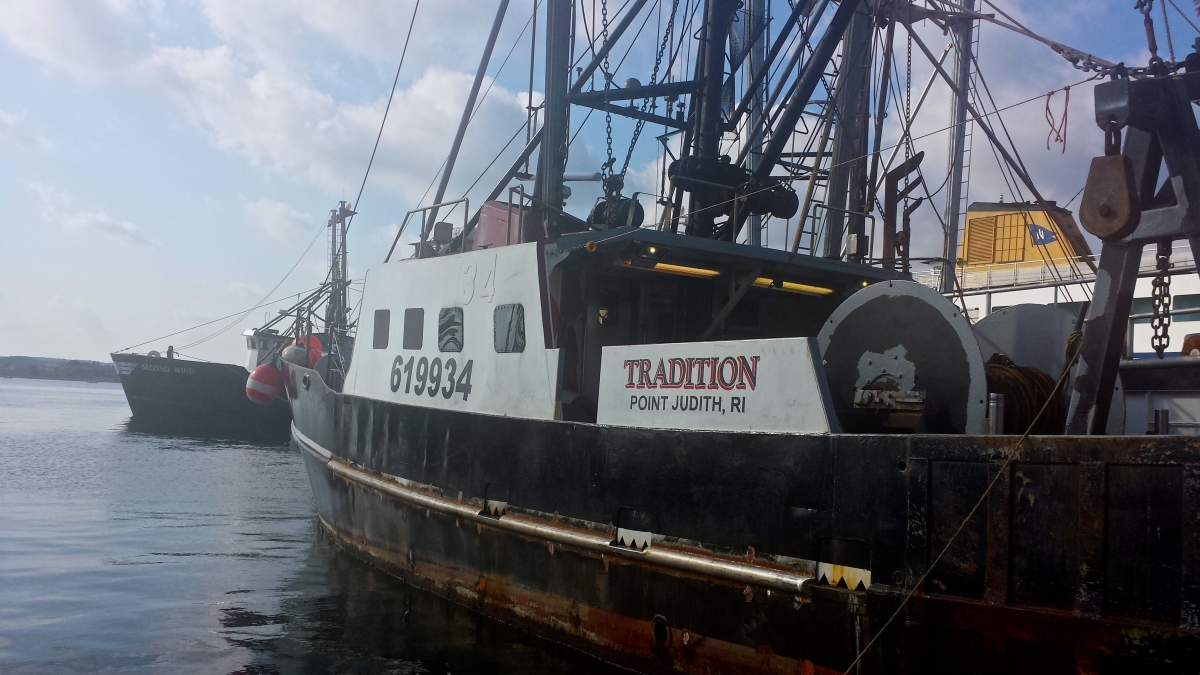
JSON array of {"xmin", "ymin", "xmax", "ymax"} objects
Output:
[
  {"xmin": 288, "ymin": 363, "xmax": 1200, "ymax": 673},
  {"xmin": 112, "ymin": 353, "xmax": 290, "ymax": 439}
]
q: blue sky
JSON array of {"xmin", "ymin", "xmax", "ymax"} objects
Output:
[{"xmin": 0, "ymin": 0, "xmax": 1180, "ymax": 363}]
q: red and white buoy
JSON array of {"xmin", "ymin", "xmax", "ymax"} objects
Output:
[
  {"xmin": 291, "ymin": 336, "xmax": 323, "ymax": 368},
  {"xmin": 246, "ymin": 363, "xmax": 284, "ymax": 404}
]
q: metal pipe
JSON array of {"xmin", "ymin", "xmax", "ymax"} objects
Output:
[
  {"xmin": 939, "ymin": 0, "xmax": 976, "ymax": 293},
  {"xmin": 426, "ymin": 0, "xmax": 510, "ymax": 230},
  {"xmin": 1153, "ymin": 408, "xmax": 1171, "ymax": 435},
  {"xmin": 736, "ymin": 0, "xmax": 833, "ymax": 167},
  {"xmin": 822, "ymin": 2, "xmax": 873, "ymax": 260},
  {"xmin": 988, "ymin": 393, "xmax": 1005, "ymax": 434},
  {"xmin": 728, "ymin": 0, "xmax": 808, "ymax": 128},
  {"xmin": 752, "ymin": 0, "xmax": 860, "ymax": 184},
  {"xmin": 746, "ymin": 0, "xmax": 768, "ymax": 246},
  {"xmin": 298, "ymin": 437, "xmax": 812, "ymax": 595}
]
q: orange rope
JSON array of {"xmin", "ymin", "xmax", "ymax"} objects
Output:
[{"xmin": 1044, "ymin": 85, "xmax": 1070, "ymax": 154}]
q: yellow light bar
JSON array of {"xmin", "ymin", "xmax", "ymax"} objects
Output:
[
  {"xmin": 654, "ymin": 262, "xmax": 721, "ymax": 278},
  {"xmin": 753, "ymin": 277, "xmax": 833, "ymax": 296},
  {"xmin": 619, "ymin": 259, "xmax": 722, "ymax": 278}
]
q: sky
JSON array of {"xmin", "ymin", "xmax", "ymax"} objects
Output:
[{"xmin": 0, "ymin": 0, "xmax": 1181, "ymax": 363}]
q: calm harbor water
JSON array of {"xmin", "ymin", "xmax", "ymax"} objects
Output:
[{"xmin": 0, "ymin": 378, "xmax": 617, "ymax": 674}]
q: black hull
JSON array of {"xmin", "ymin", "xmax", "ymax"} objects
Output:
[
  {"xmin": 287, "ymin": 363, "xmax": 1200, "ymax": 674},
  {"xmin": 112, "ymin": 353, "xmax": 290, "ymax": 440}
]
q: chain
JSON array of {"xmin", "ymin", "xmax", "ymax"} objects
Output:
[
  {"xmin": 601, "ymin": 0, "xmax": 615, "ymax": 190},
  {"xmin": 905, "ymin": 33, "xmax": 912, "ymax": 162},
  {"xmin": 1151, "ymin": 240, "xmax": 1173, "ymax": 358},
  {"xmin": 1160, "ymin": 0, "xmax": 1176, "ymax": 62},
  {"xmin": 616, "ymin": 0, "xmax": 680, "ymax": 182},
  {"xmin": 903, "ymin": 32, "xmax": 912, "ymax": 203}
]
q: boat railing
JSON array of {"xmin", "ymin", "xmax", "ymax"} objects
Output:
[
  {"xmin": 911, "ymin": 242, "xmax": 1197, "ymax": 292},
  {"xmin": 385, "ymin": 198, "xmax": 470, "ymax": 262}
]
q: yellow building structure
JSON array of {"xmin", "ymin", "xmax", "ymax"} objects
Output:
[{"xmin": 955, "ymin": 201, "xmax": 1094, "ymax": 288}]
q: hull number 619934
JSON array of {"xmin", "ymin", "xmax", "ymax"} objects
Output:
[{"xmin": 390, "ymin": 356, "xmax": 474, "ymax": 400}]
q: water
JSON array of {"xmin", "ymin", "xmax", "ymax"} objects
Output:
[{"xmin": 0, "ymin": 379, "xmax": 618, "ymax": 674}]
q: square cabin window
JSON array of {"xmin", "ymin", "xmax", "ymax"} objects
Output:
[
  {"xmin": 438, "ymin": 308, "xmax": 464, "ymax": 352},
  {"xmin": 402, "ymin": 308, "xmax": 423, "ymax": 350},
  {"xmin": 493, "ymin": 303, "xmax": 525, "ymax": 353},
  {"xmin": 372, "ymin": 309, "xmax": 390, "ymax": 349}
]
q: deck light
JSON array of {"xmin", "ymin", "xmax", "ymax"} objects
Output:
[
  {"xmin": 620, "ymin": 259, "xmax": 721, "ymax": 278},
  {"xmin": 753, "ymin": 278, "xmax": 834, "ymax": 296},
  {"xmin": 651, "ymin": 262, "xmax": 721, "ymax": 278}
]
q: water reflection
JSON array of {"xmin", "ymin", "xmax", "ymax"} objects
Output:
[
  {"xmin": 0, "ymin": 380, "xmax": 618, "ymax": 675},
  {"xmin": 222, "ymin": 528, "xmax": 622, "ymax": 675}
]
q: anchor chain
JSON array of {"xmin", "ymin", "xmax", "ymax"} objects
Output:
[
  {"xmin": 601, "ymin": 0, "xmax": 616, "ymax": 199},
  {"xmin": 1151, "ymin": 240, "xmax": 1173, "ymax": 358}
]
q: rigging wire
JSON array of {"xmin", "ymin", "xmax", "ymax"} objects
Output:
[
  {"xmin": 412, "ymin": 7, "xmax": 539, "ymax": 217},
  {"xmin": 1167, "ymin": 0, "xmax": 1200, "ymax": 34},
  {"xmin": 177, "ymin": 225, "xmax": 331, "ymax": 351},
  {"xmin": 169, "ymin": 1, "xmax": 424, "ymax": 352},
  {"xmin": 967, "ymin": 47, "xmax": 1092, "ymax": 297},
  {"xmin": 350, "ymin": 0, "xmax": 421, "ymax": 225},
  {"xmin": 678, "ymin": 75, "xmax": 1101, "ymax": 229},
  {"xmin": 115, "ymin": 284, "xmax": 327, "ymax": 353},
  {"xmin": 842, "ymin": 357, "xmax": 1079, "ymax": 674}
]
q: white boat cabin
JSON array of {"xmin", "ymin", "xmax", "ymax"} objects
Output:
[{"xmin": 342, "ymin": 224, "xmax": 903, "ymax": 433}]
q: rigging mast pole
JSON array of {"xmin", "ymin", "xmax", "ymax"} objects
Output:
[
  {"xmin": 746, "ymin": 0, "xmax": 768, "ymax": 246},
  {"xmin": 823, "ymin": 2, "xmax": 873, "ymax": 261},
  {"xmin": 426, "ymin": 0, "xmax": 510, "ymax": 232},
  {"xmin": 939, "ymin": 1, "xmax": 976, "ymax": 292},
  {"xmin": 534, "ymin": 0, "xmax": 573, "ymax": 234},
  {"xmin": 686, "ymin": 0, "xmax": 740, "ymax": 238}
]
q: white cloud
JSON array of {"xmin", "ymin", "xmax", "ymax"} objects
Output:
[
  {"xmin": 143, "ymin": 41, "xmax": 531, "ymax": 200},
  {"xmin": 31, "ymin": 183, "xmax": 153, "ymax": 247},
  {"xmin": 0, "ymin": 108, "xmax": 52, "ymax": 150},
  {"xmin": 0, "ymin": 0, "xmax": 147, "ymax": 82},
  {"xmin": 244, "ymin": 198, "xmax": 315, "ymax": 243}
]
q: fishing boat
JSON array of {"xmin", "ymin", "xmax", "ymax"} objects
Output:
[
  {"xmin": 112, "ymin": 336, "xmax": 291, "ymax": 438},
  {"xmin": 285, "ymin": 1, "xmax": 1200, "ymax": 671}
]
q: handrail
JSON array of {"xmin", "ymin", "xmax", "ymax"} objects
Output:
[{"xmin": 384, "ymin": 198, "xmax": 470, "ymax": 262}]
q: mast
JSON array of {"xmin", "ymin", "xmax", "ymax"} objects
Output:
[
  {"xmin": 534, "ymin": 0, "xmax": 573, "ymax": 234},
  {"xmin": 939, "ymin": 1, "xmax": 976, "ymax": 292},
  {"xmin": 745, "ymin": 0, "xmax": 767, "ymax": 246},
  {"xmin": 822, "ymin": 2, "xmax": 872, "ymax": 261},
  {"xmin": 686, "ymin": 0, "xmax": 740, "ymax": 238},
  {"xmin": 327, "ymin": 201, "xmax": 354, "ymax": 372}
]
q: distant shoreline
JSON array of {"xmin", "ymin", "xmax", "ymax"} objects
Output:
[
  {"xmin": 1, "ymin": 356, "xmax": 120, "ymax": 383},
  {"xmin": 1, "ymin": 374, "xmax": 120, "ymax": 383}
]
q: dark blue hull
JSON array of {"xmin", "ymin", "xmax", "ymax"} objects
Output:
[
  {"xmin": 286, "ymin": 361, "xmax": 1200, "ymax": 674},
  {"xmin": 112, "ymin": 353, "xmax": 290, "ymax": 440}
]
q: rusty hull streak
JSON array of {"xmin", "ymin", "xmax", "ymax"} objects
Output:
[
  {"xmin": 318, "ymin": 502, "xmax": 837, "ymax": 675},
  {"xmin": 317, "ymin": 449, "xmax": 814, "ymax": 596}
]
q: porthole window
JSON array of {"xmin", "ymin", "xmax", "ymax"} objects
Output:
[
  {"xmin": 439, "ymin": 308, "xmax": 464, "ymax": 352},
  {"xmin": 402, "ymin": 308, "xmax": 424, "ymax": 350},
  {"xmin": 493, "ymin": 304, "xmax": 525, "ymax": 353},
  {"xmin": 373, "ymin": 309, "xmax": 391, "ymax": 349}
]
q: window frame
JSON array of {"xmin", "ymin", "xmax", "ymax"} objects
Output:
[
  {"xmin": 493, "ymin": 303, "xmax": 526, "ymax": 354},
  {"xmin": 438, "ymin": 307, "xmax": 464, "ymax": 353},
  {"xmin": 372, "ymin": 309, "xmax": 391, "ymax": 349},
  {"xmin": 402, "ymin": 308, "xmax": 424, "ymax": 350}
]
